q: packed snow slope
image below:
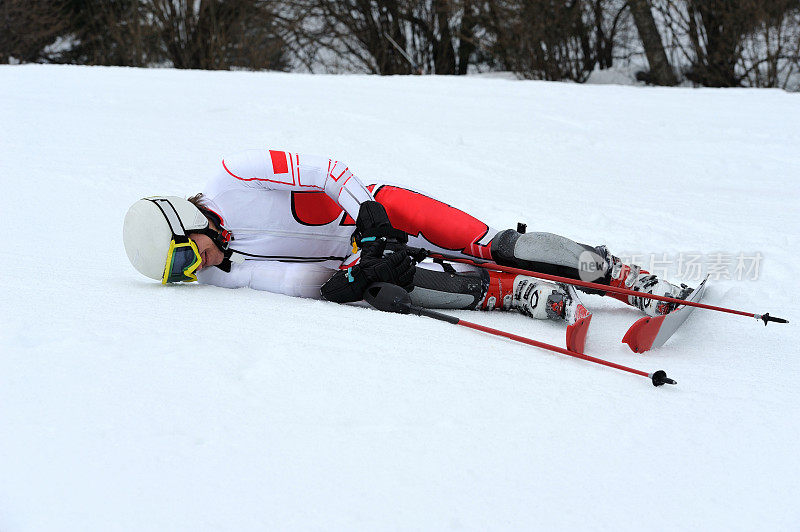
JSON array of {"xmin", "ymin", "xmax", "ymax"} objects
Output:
[{"xmin": 1, "ymin": 65, "xmax": 798, "ymax": 531}]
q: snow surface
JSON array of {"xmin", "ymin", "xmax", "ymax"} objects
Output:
[{"xmin": 1, "ymin": 65, "xmax": 799, "ymax": 531}]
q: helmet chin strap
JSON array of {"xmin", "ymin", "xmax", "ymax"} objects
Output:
[
  {"xmin": 216, "ymin": 248, "xmax": 246, "ymax": 273},
  {"xmin": 197, "ymin": 227, "xmax": 245, "ymax": 273},
  {"xmin": 198, "ymin": 227, "xmax": 230, "ymax": 252},
  {"xmin": 193, "ymin": 212, "xmax": 245, "ymax": 273},
  {"xmin": 191, "ymin": 209, "xmax": 245, "ymax": 273}
]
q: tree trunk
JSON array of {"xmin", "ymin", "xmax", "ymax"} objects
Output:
[{"xmin": 628, "ymin": 0, "xmax": 677, "ymax": 85}]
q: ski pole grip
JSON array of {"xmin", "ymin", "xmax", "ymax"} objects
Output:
[
  {"xmin": 364, "ymin": 283, "xmax": 412, "ymax": 314},
  {"xmin": 757, "ymin": 313, "xmax": 788, "ymax": 325}
]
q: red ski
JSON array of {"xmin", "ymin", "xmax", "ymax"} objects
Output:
[
  {"xmin": 561, "ymin": 282, "xmax": 592, "ymax": 354},
  {"xmin": 622, "ymin": 276, "xmax": 709, "ymax": 353}
]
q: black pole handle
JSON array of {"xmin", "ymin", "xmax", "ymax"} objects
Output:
[
  {"xmin": 364, "ymin": 283, "xmax": 412, "ymax": 314},
  {"xmin": 759, "ymin": 313, "xmax": 788, "ymax": 325},
  {"xmin": 364, "ymin": 283, "xmax": 461, "ymax": 324}
]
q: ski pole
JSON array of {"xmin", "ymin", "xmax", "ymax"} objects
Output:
[
  {"xmin": 364, "ymin": 283, "xmax": 676, "ymax": 387},
  {"xmin": 424, "ymin": 251, "xmax": 788, "ymax": 326}
]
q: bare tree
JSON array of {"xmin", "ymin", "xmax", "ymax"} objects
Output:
[
  {"xmin": 146, "ymin": 0, "xmax": 287, "ymax": 70},
  {"xmin": 0, "ymin": 0, "xmax": 70, "ymax": 63},
  {"xmin": 683, "ymin": 1, "xmax": 753, "ymax": 86},
  {"xmin": 486, "ymin": 0, "xmax": 628, "ymax": 82},
  {"xmin": 279, "ymin": 0, "xmax": 483, "ymax": 75},
  {"xmin": 4, "ymin": 0, "xmax": 798, "ymax": 90},
  {"xmin": 628, "ymin": 0, "xmax": 678, "ymax": 84},
  {"xmin": 55, "ymin": 0, "xmax": 157, "ymax": 66},
  {"xmin": 2, "ymin": 0, "xmax": 287, "ymax": 70},
  {"xmin": 409, "ymin": 0, "xmax": 483, "ymax": 75},
  {"xmin": 651, "ymin": 0, "xmax": 800, "ymax": 88},
  {"xmin": 739, "ymin": 5, "xmax": 800, "ymax": 89}
]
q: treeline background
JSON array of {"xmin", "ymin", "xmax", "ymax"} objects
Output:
[{"xmin": 3, "ymin": 0, "xmax": 800, "ymax": 89}]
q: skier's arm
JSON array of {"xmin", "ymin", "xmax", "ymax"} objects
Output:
[
  {"xmin": 196, "ymin": 260, "xmax": 337, "ymax": 298},
  {"xmin": 220, "ymin": 149, "xmax": 373, "ymax": 219},
  {"xmin": 321, "ymin": 201, "xmax": 415, "ymax": 303}
]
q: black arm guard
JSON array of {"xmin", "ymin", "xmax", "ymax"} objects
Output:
[{"xmin": 355, "ymin": 201, "xmax": 408, "ymax": 245}]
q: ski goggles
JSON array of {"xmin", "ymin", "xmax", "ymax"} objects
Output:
[
  {"xmin": 147, "ymin": 197, "xmax": 204, "ymax": 284},
  {"xmin": 163, "ymin": 236, "xmax": 202, "ymax": 284}
]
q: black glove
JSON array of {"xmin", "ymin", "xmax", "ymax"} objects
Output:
[
  {"xmin": 358, "ymin": 237, "xmax": 415, "ymax": 288},
  {"xmin": 354, "ymin": 201, "xmax": 408, "ymax": 255},
  {"xmin": 321, "ymin": 202, "xmax": 415, "ymax": 304},
  {"xmin": 320, "ymin": 242, "xmax": 415, "ymax": 304}
]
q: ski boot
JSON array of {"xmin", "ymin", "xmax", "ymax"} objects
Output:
[
  {"xmin": 479, "ymin": 271, "xmax": 568, "ymax": 320},
  {"xmin": 597, "ymin": 247, "xmax": 693, "ymax": 316},
  {"xmin": 479, "ymin": 270, "xmax": 593, "ymax": 352}
]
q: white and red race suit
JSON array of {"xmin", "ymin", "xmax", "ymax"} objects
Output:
[{"xmin": 195, "ymin": 149, "xmax": 498, "ymax": 297}]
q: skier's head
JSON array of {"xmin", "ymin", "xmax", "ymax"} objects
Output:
[{"xmin": 123, "ymin": 196, "xmax": 223, "ymax": 284}]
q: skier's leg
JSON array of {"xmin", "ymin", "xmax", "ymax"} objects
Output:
[
  {"xmin": 492, "ymin": 228, "xmax": 691, "ymax": 316},
  {"xmin": 372, "ymin": 185, "xmax": 686, "ymax": 317},
  {"xmin": 410, "ymin": 262, "xmax": 570, "ymax": 321},
  {"xmin": 374, "ymin": 185, "xmax": 498, "ymax": 260},
  {"xmin": 491, "ymin": 229, "xmax": 605, "ymax": 283},
  {"xmin": 408, "ymin": 263, "xmax": 486, "ymax": 310}
]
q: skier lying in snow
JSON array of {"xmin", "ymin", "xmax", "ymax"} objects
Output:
[{"xmin": 123, "ymin": 148, "xmax": 691, "ymax": 321}]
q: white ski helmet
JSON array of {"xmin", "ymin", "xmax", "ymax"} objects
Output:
[{"xmin": 123, "ymin": 196, "xmax": 209, "ymax": 282}]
